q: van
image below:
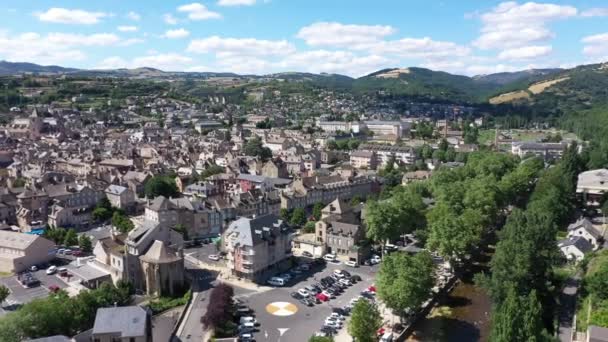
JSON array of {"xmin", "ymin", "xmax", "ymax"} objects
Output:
[
  {"xmin": 380, "ymin": 332, "xmax": 394, "ymax": 342},
  {"xmin": 267, "ymin": 277, "xmax": 285, "ymax": 286},
  {"xmin": 323, "ymin": 254, "xmax": 336, "ymax": 262}
]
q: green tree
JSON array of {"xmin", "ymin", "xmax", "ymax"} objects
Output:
[
  {"xmin": 243, "ymin": 136, "xmax": 272, "ymax": 161},
  {"xmin": 200, "ymin": 165, "xmax": 225, "ymax": 180},
  {"xmin": 12, "ymin": 178, "xmax": 26, "ymax": 188},
  {"xmin": 348, "ymin": 299, "xmax": 382, "ymax": 342},
  {"xmin": 302, "ymin": 221, "xmax": 316, "ymax": 233},
  {"xmin": 290, "ymin": 208, "xmax": 307, "ymax": 226},
  {"xmin": 144, "ymin": 176, "xmax": 179, "ymax": 199},
  {"xmin": 376, "ymin": 251, "xmax": 435, "ymax": 318},
  {"xmin": 490, "ymin": 288, "xmax": 549, "ymax": 342},
  {"xmin": 280, "ymin": 208, "xmax": 291, "ymax": 222},
  {"xmin": 173, "ymin": 224, "xmax": 189, "ymax": 241},
  {"xmin": 0, "ymin": 285, "xmax": 9, "ymax": 307},
  {"xmin": 312, "ymin": 202, "xmax": 324, "ymax": 220},
  {"xmin": 92, "ymin": 207, "xmax": 112, "ymax": 222},
  {"xmin": 112, "ymin": 212, "xmax": 134, "ymax": 233},
  {"xmin": 78, "ymin": 234, "xmax": 93, "ymax": 253},
  {"xmin": 63, "ymin": 229, "xmax": 78, "ymax": 247}
]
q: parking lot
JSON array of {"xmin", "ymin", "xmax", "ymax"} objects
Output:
[
  {"xmin": 234, "ymin": 258, "xmax": 379, "ymax": 342},
  {"xmin": 0, "ymin": 267, "xmax": 69, "ymax": 314}
]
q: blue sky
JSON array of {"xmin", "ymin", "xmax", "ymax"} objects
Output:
[{"xmin": 1, "ymin": 0, "xmax": 607, "ymax": 76}]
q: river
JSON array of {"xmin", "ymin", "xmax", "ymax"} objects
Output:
[{"xmin": 406, "ymin": 250, "xmax": 493, "ymax": 342}]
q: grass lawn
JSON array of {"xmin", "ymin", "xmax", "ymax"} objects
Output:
[{"xmin": 576, "ymin": 296, "xmax": 592, "ymax": 332}]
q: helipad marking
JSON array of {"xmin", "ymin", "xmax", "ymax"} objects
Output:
[{"xmin": 265, "ymin": 301, "xmax": 298, "ymax": 316}]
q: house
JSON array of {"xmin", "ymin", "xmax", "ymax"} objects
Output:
[
  {"xmin": 567, "ymin": 218, "xmax": 603, "ymax": 250},
  {"xmin": 577, "ymin": 169, "xmax": 608, "ymax": 207},
  {"xmin": 139, "ymin": 240, "xmax": 185, "ymax": 296},
  {"xmin": 0, "ymin": 231, "xmax": 55, "ymax": 273},
  {"xmin": 558, "ymin": 236, "xmax": 594, "ymax": 262},
  {"xmin": 402, "ymin": 170, "xmax": 431, "ymax": 185},
  {"xmin": 315, "ymin": 198, "xmax": 368, "ymax": 263},
  {"xmin": 261, "ymin": 159, "xmax": 288, "ymax": 178},
  {"xmin": 357, "ymin": 144, "xmax": 416, "ymax": 166},
  {"xmin": 223, "ymin": 214, "xmax": 293, "ymax": 283},
  {"xmin": 92, "ymin": 306, "xmax": 152, "ymax": 342},
  {"xmin": 92, "ymin": 236, "xmax": 127, "ymax": 284},
  {"xmin": 349, "ymin": 151, "xmax": 378, "ymax": 170},
  {"xmin": 511, "ymin": 141, "xmax": 568, "ymax": 161},
  {"xmin": 105, "ymin": 185, "xmax": 136, "ymax": 211}
]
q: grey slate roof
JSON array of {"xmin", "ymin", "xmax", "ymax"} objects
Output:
[
  {"xmin": 225, "ymin": 214, "xmax": 288, "ymax": 247},
  {"xmin": 559, "ymin": 236, "xmax": 594, "ymax": 254},
  {"xmin": 106, "ymin": 184, "xmax": 128, "ymax": 195},
  {"xmin": 93, "ymin": 306, "xmax": 148, "ymax": 338},
  {"xmin": 568, "ymin": 218, "xmax": 602, "ymax": 240}
]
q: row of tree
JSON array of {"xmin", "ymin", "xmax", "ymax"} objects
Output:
[
  {"xmin": 201, "ymin": 283, "xmax": 237, "ymax": 338},
  {"xmin": 483, "ymin": 144, "xmax": 582, "ymax": 341}
]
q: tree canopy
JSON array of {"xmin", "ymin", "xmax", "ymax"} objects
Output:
[
  {"xmin": 376, "ymin": 251, "xmax": 435, "ymax": 318},
  {"xmin": 348, "ymin": 299, "xmax": 382, "ymax": 342},
  {"xmin": 144, "ymin": 176, "xmax": 179, "ymax": 198}
]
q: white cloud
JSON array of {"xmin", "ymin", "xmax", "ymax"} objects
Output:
[
  {"xmin": 47, "ymin": 33, "xmax": 121, "ymax": 46},
  {"xmin": 127, "ymin": 11, "xmax": 141, "ymax": 21},
  {"xmin": 37, "ymin": 8, "xmax": 108, "ymax": 24},
  {"xmin": 474, "ymin": 1, "xmax": 576, "ymax": 53},
  {"xmin": 162, "ymin": 28, "xmax": 190, "ymax": 39},
  {"xmin": 473, "ymin": 27, "xmax": 553, "ymax": 50},
  {"xmin": 163, "ymin": 13, "xmax": 178, "ymax": 25},
  {"xmin": 0, "ymin": 32, "xmax": 87, "ymax": 65},
  {"xmin": 580, "ymin": 8, "xmax": 608, "ymax": 17},
  {"xmin": 297, "ymin": 22, "xmax": 396, "ymax": 48},
  {"xmin": 582, "ymin": 32, "xmax": 608, "ymax": 57},
  {"xmin": 119, "ymin": 38, "xmax": 145, "ymax": 46},
  {"xmin": 279, "ymin": 50, "xmax": 392, "ymax": 76},
  {"xmin": 117, "ymin": 26, "xmax": 138, "ymax": 32},
  {"xmin": 97, "ymin": 53, "xmax": 194, "ymax": 71},
  {"xmin": 96, "ymin": 56, "xmax": 128, "ymax": 69},
  {"xmin": 498, "ymin": 45, "xmax": 553, "ymax": 60},
  {"xmin": 218, "ymin": 0, "xmax": 256, "ymax": 6},
  {"xmin": 371, "ymin": 37, "xmax": 471, "ymax": 59},
  {"xmin": 177, "ymin": 3, "xmax": 221, "ymax": 20},
  {"xmin": 187, "ymin": 36, "xmax": 295, "ymax": 57},
  {"xmin": 132, "ymin": 53, "xmax": 193, "ymax": 70}
]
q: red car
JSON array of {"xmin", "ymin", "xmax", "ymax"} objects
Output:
[{"xmin": 315, "ymin": 293, "xmax": 329, "ymax": 302}]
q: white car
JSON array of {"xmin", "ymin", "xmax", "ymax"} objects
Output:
[
  {"xmin": 323, "ymin": 254, "xmax": 336, "ymax": 262},
  {"xmin": 344, "ymin": 260, "xmax": 358, "ymax": 267},
  {"xmin": 240, "ymin": 316, "xmax": 257, "ymax": 325},
  {"xmin": 322, "ymin": 290, "xmax": 334, "ymax": 298},
  {"xmin": 324, "ymin": 318, "xmax": 343, "ymax": 328},
  {"xmin": 339, "ymin": 278, "xmax": 352, "ymax": 286},
  {"xmin": 46, "ymin": 266, "xmax": 57, "ymax": 275},
  {"xmin": 333, "ymin": 270, "xmax": 345, "ymax": 278},
  {"xmin": 298, "ymin": 289, "xmax": 310, "ymax": 297},
  {"xmin": 208, "ymin": 254, "xmax": 220, "ymax": 261},
  {"xmin": 371, "ymin": 255, "xmax": 382, "ymax": 264},
  {"xmin": 330, "ymin": 312, "xmax": 345, "ymax": 321}
]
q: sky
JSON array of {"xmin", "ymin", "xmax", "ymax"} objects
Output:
[{"xmin": 1, "ymin": 0, "xmax": 607, "ymax": 77}]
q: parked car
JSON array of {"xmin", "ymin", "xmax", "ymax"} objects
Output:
[
  {"xmin": 239, "ymin": 322, "xmax": 256, "ymax": 333},
  {"xmin": 298, "ymin": 289, "xmax": 310, "ymax": 297},
  {"xmin": 340, "ymin": 270, "xmax": 351, "ymax": 277},
  {"xmin": 46, "ymin": 266, "xmax": 57, "ymax": 275},
  {"xmin": 239, "ymin": 333, "xmax": 254, "ymax": 341},
  {"xmin": 30, "ymin": 265, "xmax": 38, "ymax": 272},
  {"xmin": 208, "ymin": 254, "xmax": 220, "ymax": 261},
  {"xmin": 344, "ymin": 260, "xmax": 358, "ymax": 267},
  {"xmin": 300, "ymin": 297, "xmax": 314, "ymax": 306},
  {"xmin": 330, "ymin": 312, "xmax": 345, "ymax": 321},
  {"xmin": 322, "ymin": 290, "xmax": 335, "ymax": 299},
  {"xmin": 291, "ymin": 292, "xmax": 303, "ymax": 300},
  {"xmin": 301, "ymin": 251, "xmax": 313, "ymax": 258},
  {"xmin": 239, "ymin": 316, "xmax": 257, "ymax": 325},
  {"xmin": 316, "ymin": 293, "xmax": 330, "ymax": 302},
  {"xmin": 267, "ymin": 277, "xmax": 286, "ymax": 287},
  {"xmin": 323, "ymin": 254, "xmax": 337, "ymax": 262},
  {"xmin": 339, "ymin": 278, "xmax": 352, "ymax": 286},
  {"xmin": 305, "ymin": 285, "xmax": 320, "ymax": 294},
  {"xmin": 370, "ymin": 255, "xmax": 381, "ymax": 264}
]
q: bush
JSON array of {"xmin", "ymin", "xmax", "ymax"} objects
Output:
[{"xmin": 149, "ymin": 290, "xmax": 192, "ymax": 314}]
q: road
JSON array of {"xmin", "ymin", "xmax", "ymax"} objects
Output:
[
  {"xmin": 558, "ymin": 275, "xmax": 580, "ymax": 342},
  {"xmin": 174, "ymin": 256, "xmax": 253, "ymax": 342}
]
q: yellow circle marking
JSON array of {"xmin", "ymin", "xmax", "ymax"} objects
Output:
[{"xmin": 265, "ymin": 301, "xmax": 298, "ymax": 316}]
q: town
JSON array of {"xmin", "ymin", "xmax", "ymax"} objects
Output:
[{"xmin": 3, "ymin": 1, "xmax": 608, "ymax": 342}]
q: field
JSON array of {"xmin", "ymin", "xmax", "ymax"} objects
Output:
[
  {"xmin": 489, "ymin": 90, "xmax": 530, "ymax": 104},
  {"xmin": 528, "ymin": 77, "xmax": 570, "ymax": 94}
]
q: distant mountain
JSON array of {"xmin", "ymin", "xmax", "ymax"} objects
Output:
[
  {"xmin": 473, "ymin": 69, "xmax": 563, "ymax": 85},
  {"xmin": 0, "ymin": 60, "xmax": 78, "ymax": 75}
]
